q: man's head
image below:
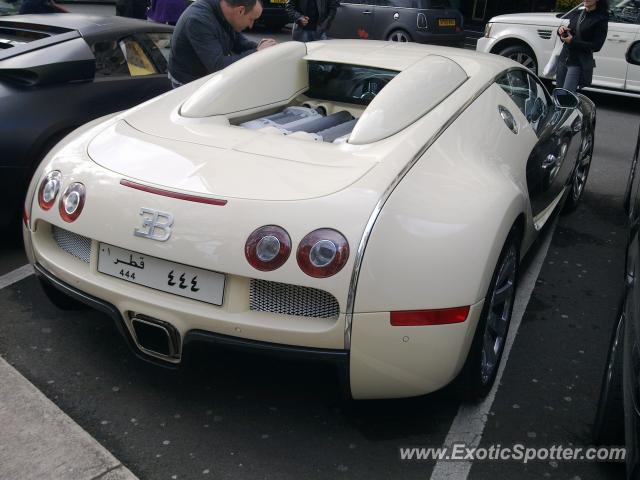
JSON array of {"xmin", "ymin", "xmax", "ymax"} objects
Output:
[{"xmin": 220, "ymin": 0, "xmax": 262, "ymax": 32}]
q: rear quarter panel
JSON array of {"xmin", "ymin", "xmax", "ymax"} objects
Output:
[{"xmin": 353, "ymin": 82, "xmax": 539, "ymax": 314}]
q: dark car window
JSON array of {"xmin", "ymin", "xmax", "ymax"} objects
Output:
[
  {"xmin": 92, "ymin": 40, "xmax": 130, "ymax": 77},
  {"xmin": 92, "ymin": 36, "xmax": 163, "ymax": 77},
  {"xmin": 609, "ymin": 0, "xmax": 640, "ymax": 25},
  {"xmin": 306, "ymin": 61, "xmax": 398, "ymax": 105},
  {"xmin": 495, "ymin": 70, "xmax": 550, "ymax": 135}
]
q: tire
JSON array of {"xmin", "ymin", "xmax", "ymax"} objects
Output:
[
  {"xmin": 563, "ymin": 128, "xmax": 594, "ymax": 213},
  {"xmin": 455, "ymin": 233, "xmax": 519, "ymax": 401},
  {"xmin": 39, "ymin": 278, "xmax": 86, "ymax": 311},
  {"xmin": 497, "ymin": 44, "xmax": 538, "ymax": 75},
  {"xmin": 387, "ymin": 30, "xmax": 412, "ymax": 43},
  {"xmin": 593, "ymin": 309, "xmax": 625, "ymax": 445}
]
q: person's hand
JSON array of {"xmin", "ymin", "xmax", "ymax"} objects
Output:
[
  {"xmin": 558, "ymin": 25, "xmax": 569, "ymax": 37},
  {"xmin": 257, "ymin": 38, "xmax": 277, "ymax": 50},
  {"xmin": 562, "ymin": 32, "xmax": 573, "ymax": 44},
  {"xmin": 297, "ymin": 16, "xmax": 309, "ymax": 26}
]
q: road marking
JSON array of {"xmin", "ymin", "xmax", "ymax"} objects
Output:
[
  {"xmin": 430, "ymin": 217, "xmax": 558, "ymax": 480},
  {"xmin": 0, "ymin": 265, "xmax": 34, "ymax": 290}
]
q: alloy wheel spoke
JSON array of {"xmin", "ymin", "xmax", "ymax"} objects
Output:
[{"xmin": 492, "ymin": 281, "xmax": 513, "ymax": 306}]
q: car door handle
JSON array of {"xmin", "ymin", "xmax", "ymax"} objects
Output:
[
  {"xmin": 627, "ymin": 269, "xmax": 635, "ymax": 288},
  {"xmin": 362, "ymin": 10, "xmax": 372, "ymax": 14}
]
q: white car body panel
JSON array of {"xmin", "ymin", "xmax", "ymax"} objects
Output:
[{"xmin": 23, "ymin": 40, "xmax": 592, "ymax": 399}]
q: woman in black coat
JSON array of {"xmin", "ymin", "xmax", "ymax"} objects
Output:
[{"xmin": 556, "ymin": 0, "xmax": 609, "ymax": 92}]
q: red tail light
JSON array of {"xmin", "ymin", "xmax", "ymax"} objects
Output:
[
  {"xmin": 59, "ymin": 182, "xmax": 86, "ymax": 223},
  {"xmin": 297, "ymin": 229, "xmax": 349, "ymax": 278},
  {"xmin": 22, "ymin": 207, "xmax": 29, "ymax": 228},
  {"xmin": 245, "ymin": 225, "xmax": 291, "ymax": 271},
  {"xmin": 37, "ymin": 171, "xmax": 62, "ymax": 211},
  {"xmin": 390, "ymin": 306, "xmax": 470, "ymax": 326}
]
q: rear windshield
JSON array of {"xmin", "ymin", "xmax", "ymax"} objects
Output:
[
  {"xmin": 0, "ymin": 24, "xmax": 72, "ymax": 49},
  {"xmin": 306, "ymin": 61, "xmax": 399, "ymax": 106}
]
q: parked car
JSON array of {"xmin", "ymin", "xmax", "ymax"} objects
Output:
[
  {"xmin": 476, "ymin": 0, "xmax": 640, "ymax": 94},
  {"xmin": 594, "ymin": 38, "xmax": 640, "ymax": 480},
  {"xmin": 23, "ymin": 40, "xmax": 595, "ymax": 400},
  {"xmin": 258, "ymin": 0, "xmax": 289, "ymax": 30},
  {"xmin": 328, "ymin": 0, "xmax": 464, "ymax": 45},
  {"xmin": 0, "ymin": 14, "xmax": 173, "ymax": 229}
]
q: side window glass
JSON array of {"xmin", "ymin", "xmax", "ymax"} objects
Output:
[
  {"xmin": 92, "ymin": 40, "xmax": 130, "ymax": 77},
  {"xmin": 609, "ymin": 0, "xmax": 640, "ymax": 25},
  {"xmin": 137, "ymin": 32, "xmax": 172, "ymax": 73},
  {"xmin": 120, "ymin": 37, "xmax": 158, "ymax": 76},
  {"xmin": 495, "ymin": 70, "xmax": 549, "ymax": 135},
  {"xmin": 495, "ymin": 70, "xmax": 530, "ymax": 117},
  {"xmin": 525, "ymin": 73, "xmax": 550, "ymax": 135}
]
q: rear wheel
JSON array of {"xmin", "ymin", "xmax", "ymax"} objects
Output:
[
  {"xmin": 563, "ymin": 129, "xmax": 593, "ymax": 213},
  {"xmin": 455, "ymin": 234, "xmax": 519, "ymax": 400},
  {"xmin": 497, "ymin": 44, "xmax": 538, "ymax": 75},
  {"xmin": 387, "ymin": 30, "xmax": 412, "ymax": 42}
]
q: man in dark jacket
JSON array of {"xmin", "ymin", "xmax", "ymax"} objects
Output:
[
  {"xmin": 169, "ymin": 0, "xmax": 276, "ymax": 87},
  {"xmin": 286, "ymin": 0, "xmax": 338, "ymax": 42}
]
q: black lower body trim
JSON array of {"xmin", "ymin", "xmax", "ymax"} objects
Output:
[{"xmin": 33, "ymin": 263, "xmax": 352, "ymax": 396}]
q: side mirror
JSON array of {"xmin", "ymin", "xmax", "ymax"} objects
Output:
[
  {"xmin": 552, "ymin": 88, "xmax": 580, "ymax": 109},
  {"xmin": 627, "ymin": 41, "xmax": 640, "ymax": 66}
]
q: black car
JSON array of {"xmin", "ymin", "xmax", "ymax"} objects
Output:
[
  {"xmin": 594, "ymin": 40, "xmax": 640, "ymax": 480},
  {"xmin": 328, "ymin": 0, "xmax": 464, "ymax": 46},
  {"xmin": 258, "ymin": 0, "xmax": 289, "ymax": 30},
  {"xmin": 0, "ymin": 14, "xmax": 172, "ymax": 229}
]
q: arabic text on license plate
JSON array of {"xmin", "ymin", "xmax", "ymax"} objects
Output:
[
  {"xmin": 97, "ymin": 243, "xmax": 225, "ymax": 306},
  {"xmin": 270, "ymin": 0, "xmax": 287, "ymax": 4},
  {"xmin": 438, "ymin": 18, "xmax": 456, "ymax": 27}
]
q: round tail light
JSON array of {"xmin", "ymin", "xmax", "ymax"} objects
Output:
[
  {"xmin": 37, "ymin": 171, "xmax": 62, "ymax": 211},
  {"xmin": 297, "ymin": 229, "xmax": 349, "ymax": 278},
  {"xmin": 245, "ymin": 225, "xmax": 291, "ymax": 271},
  {"xmin": 59, "ymin": 182, "xmax": 86, "ymax": 222}
]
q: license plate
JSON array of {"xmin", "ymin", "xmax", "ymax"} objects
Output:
[
  {"xmin": 98, "ymin": 243, "xmax": 225, "ymax": 306},
  {"xmin": 438, "ymin": 18, "xmax": 456, "ymax": 27},
  {"xmin": 270, "ymin": 0, "xmax": 286, "ymax": 4}
]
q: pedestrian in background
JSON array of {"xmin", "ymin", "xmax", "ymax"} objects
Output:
[
  {"xmin": 168, "ymin": 0, "xmax": 276, "ymax": 88},
  {"xmin": 556, "ymin": 0, "xmax": 609, "ymax": 93},
  {"xmin": 286, "ymin": 0, "xmax": 338, "ymax": 42},
  {"xmin": 147, "ymin": 0, "xmax": 188, "ymax": 26}
]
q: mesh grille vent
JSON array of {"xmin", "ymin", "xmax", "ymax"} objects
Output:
[
  {"xmin": 52, "ymin": 226, "xmax": 91, "ymax": 263},
  {"xmin": 537, "ymin": 29, "xmax": 552, "ymax": 39},
  {"xmin": 250, "ymin": 279, "xmax": 340, "ymax": 319}
]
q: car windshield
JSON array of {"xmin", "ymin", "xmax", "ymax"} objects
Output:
[
  {"xmin": 306, "ymin": 61, "xmax": 399, "ymax": 106},
  {"xmin": 562, "ymin": 0, "xmax": 639, "ymax": 23}
]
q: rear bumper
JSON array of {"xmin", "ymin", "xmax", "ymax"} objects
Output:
[
  {"xmin": 28, "ymin": 221, "xmax": 484, "ymax": 399},
  {"xmin": 34, "ymin": 262, "xmax": 351, "ymax": 380},
  {"xmin": 414, "ymin": 29, "xmax": 465, "ymax": 45}
]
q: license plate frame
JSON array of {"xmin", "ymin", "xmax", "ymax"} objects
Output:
[
  {"xmin": 97, "ymin": 243, "xmax": 225, "ymax": 306},
  {"xmin": 438, "ymin": 18, "xmax": 456, "ymax": 27}
]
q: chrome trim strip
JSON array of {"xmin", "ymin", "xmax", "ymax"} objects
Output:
[{"xmin": 343, "ymin": 75, "xmax": 500, "ymax": 350}]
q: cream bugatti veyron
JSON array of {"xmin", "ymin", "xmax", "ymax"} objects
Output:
[{"xmin": 22, "ymin": 40, "xmax": 595, "ymax": 400}]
